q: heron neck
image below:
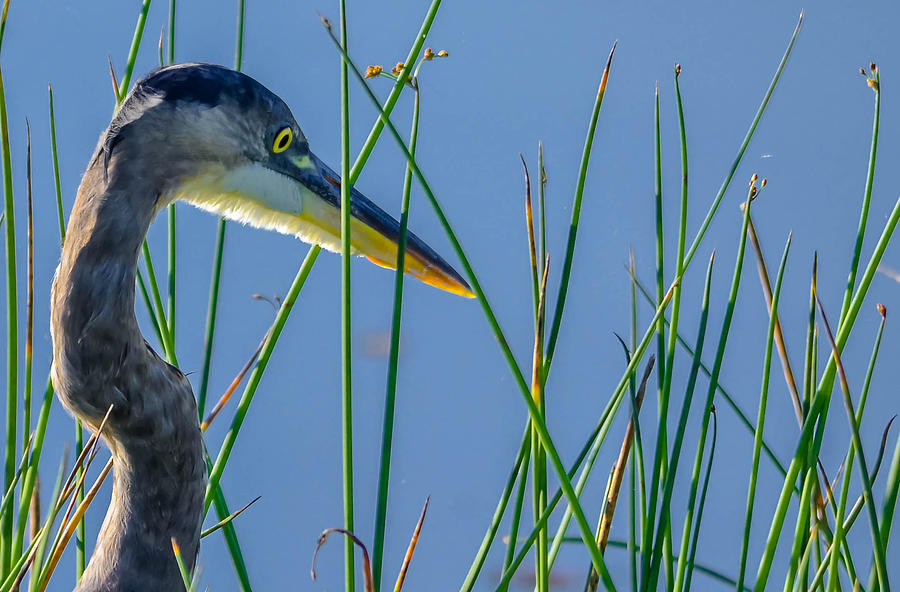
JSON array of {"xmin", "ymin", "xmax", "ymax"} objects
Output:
[{"xmin": 52, "ymin": 161, "xmax": 205, "ymax": 591}]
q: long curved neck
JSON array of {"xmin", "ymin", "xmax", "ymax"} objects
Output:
[{"xmin": 51, "ymin": 157, "xmax": 205, "ymax": 591}]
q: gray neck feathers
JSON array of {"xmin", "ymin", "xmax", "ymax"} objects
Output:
[{"xmin": 51, "ymin": 151, "xmax": 205, "ymax": 592}]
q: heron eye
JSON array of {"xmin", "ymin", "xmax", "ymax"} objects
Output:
[{"xmin": 272, "ymin": 127, "xmax": 292, "ymax": 153}]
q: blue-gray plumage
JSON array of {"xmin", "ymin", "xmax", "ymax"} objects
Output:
[{"xmin": 51, "ymin": 63, "xmax": 471, "ymax": 591}]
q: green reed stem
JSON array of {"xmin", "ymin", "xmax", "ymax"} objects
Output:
[
  {"xmin": 682, "ymin": 13, "xmax": 802, "ymax": 271},
  {"xmin": 49, "ymin": 86, "xmax": 65, "ymax": 241},
  {"xmin": 538, "ymin": 141, "xmax": 547, "ymax": 273},
  {"xmin": 674, "ymin": 184, "xmax": 755, "ymax": 592},
  {"xmin": 141, "ymin": 241, "xmax": 174, "ymax": 358},
  {"xmin": 460, "ymin": 425, "xmax": 530, "ymax": 592},
  {"xmin": 872, "ymin": 429, "xmax": 900, "ymax": 591},
  {"xmin": 167, "ymin": 0, "xmax": 176, "ymax": 64},
  {"xmin": 543, "ymin": 42, "xmax": 616, "ymax": 371},
  {"xmin": 541, "ymin": 289, "xmax": 675, "ymax": 573},
  {"xmin": 372, "ymin": 82, "xmax": 420, "ymax": 592},
  {"xmin": 632, "ymin": 275, "xmax": 790, "ymax": 479},
  {"xmin": 838, "ymin": 68, "xmax": 879, "ymax": 325},
  {"xmin": 50, "ymin": 88, "xmax": 84, "ymax": 575},
  {"xmin": 26, "ymin": 453, "xmax": 67, "ymax": 592},
  {"xmin": 644, "ymin": 252, "xmax": 715, "ymax": 592},
  {"xmin": 0, "ymin": 61, "xmax": 16, "ymax": 579},
  {"xmin": 117, "ymin": 0, "xmax": 151, "ymax": 99},
  {"xmin": 684, "ymin": 408, "xmax": 718, "ymax": 592},
  {"xmin": 736, "ymin": 233, "xmax": 791, "ymax": 590},
  {"xmin": 755, "ymin": 194, "xmax": 900, "ymax": 592},
  {"xmin": 830, "ymin": 309, "xmax": 884, "ymax": 591},
  {"xmin": 167, "ymin": 205, "xmax": 176, "ymax": 343},
  {"xmin": 816, "ymin": 299, "xmax": 889, "ymax": 591},
  {"xmin": 326, "ymin": 29, "xmax": 618, "ymax": 587},
  {"xmin": 502, "ymin": 442, "xmax": 531, "ymax": 587},
  {"xmin": 205, "ymin": 0, "xmax": 443, "ymax": 533},
  {"xmin": 783, "ymin": 470, "xmax": 815, "ymax": 592},
  {"xmin": 337, "ymin": 3, "xmax": 355, "ymax": 590},
  {"xmin": 197, "ymin": 0, "xmax": 248, "ymax": 420}
]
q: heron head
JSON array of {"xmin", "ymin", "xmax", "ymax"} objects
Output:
[{"xmin": 102, "ymin": 63, "xmax": 472, "ymax": 297}]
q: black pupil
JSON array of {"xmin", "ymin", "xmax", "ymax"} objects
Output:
[{"xmin": 277, "ymin": 131, "xmax": 289, "ymax": 149}]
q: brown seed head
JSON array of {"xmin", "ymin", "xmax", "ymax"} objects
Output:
[
  {"xmin": 365, "ymin": 65, "xmax": 383, "ymax": 79},
  {"xmin": 437, "ymin": 49, "xmax": 449, "ymax": 57},
  {"xmin": 424, "ymin": 47, "xmax": 435, "ymax": 61},
  {"xmin": 870, "ymin": 61, "xmax": 877, "ymax": 73},
  {"xmin": 750, "ymin": 173, "xmax": 758, "ymax": 185},
  {"xmin": 877, "ymin": 303, "xmax": 887, "ymax": 318},
  {"xmin": 675, "ymin": 63, "xmax": 682, "ymax": 76},
  {"xmin": 392, "ymin": 62, "xmax": 405, "ymax": 75}
]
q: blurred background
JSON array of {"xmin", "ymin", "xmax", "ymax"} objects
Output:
[{"xmin": 2, "ymin": 0, "xmax": 900, "ymax": 589}]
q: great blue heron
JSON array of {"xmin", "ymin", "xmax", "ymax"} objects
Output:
[{"xmin": 50, "ymin": 63, "xmax": 471, "ymax": 591}]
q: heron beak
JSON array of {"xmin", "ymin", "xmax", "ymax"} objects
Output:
[{"xmin": 277, "ymin": 151, "xmax": 474, "ymax": 298}]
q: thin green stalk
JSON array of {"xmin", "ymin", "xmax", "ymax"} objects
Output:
[
  {"xmin": 205, "ymin": 451, "xmax": 252, "ymax": 591},
  {"xmin": 11, "ymin": 377, "xmax": 52, "ymax": 559},
  {"xmin": 460, "ymin": 425, "xmax": 530, "ymax": 592},
  {"xmin": 554, "ymin": 537, "xmax": 752, "ymax": 591},
  {"xmin": 166, "ymin": 0, "xmax": 178, "ymax": 346},
  {"xmin": 167, "ymin": 0, "xmax": 175, "ymax": 64},
  {"xmin": 141, "ymin": 241, "xmax": 174, "ymax": 359},
  {"xmin": 523, "ymin": 156, "xmax": 539, "ymax": 324},
  {"xmin": 802, "ymin": 256, "xmax": 817, "ymax": 417},
  {"xmin": 538, "ymin": 141, "xmax": 547, "ymax": 274},
  {"xmin": 116, "ymin": 0, "xmax": 152, "ymax": 99},
  {"xmin": 167, "ymin": 205, "xmax": 176, "ymax": 344},
  {"xmin": 338, "ymin": 3, "xmax": 355, "ymax": 590},
  {"xmin": 197, "ymin": 0, "xmax": 247, "ymax": 419},
  {"xmin": 838, "ymin": 66, "xmax": 879, "ymax": 325},
  {"xmin": 27, "ymin": 454, "xmax": 66, "ymax": 592},
  {"xmin": 736, "ymin": 233, "xmax": 792, "ymax": 590},
  {"xmin": 501, "ymin": 442, "xmax": 531, "ymax": 587},
  {"xmin": 73, "ymin": 424, "xmax": 84, "ymax": 579},
  {"xmin": 497, "ymin": 289, "xmax": 675, "ymax": 591},
  {"xmin": 234, "ymin": 0, "xmax": 245, "ymax": 70},
  {"xmin": 644, "ymin": 252, "xmax": 715, "ymax": 591},
  {"xmin": 828, "ymin": 308, "xmax": 884, "ymax": 591},
  {"xmin": 633, "ymin": 275, "xmax": 790, "ymax": 479},
  {"xmin": 137, "ymin": 272, "xmax": 165, "ymax": 349},
  {"xmin": 326, "ymin": 28, "xmax": 620, "ymax": 587},
  {"xmin": 816, "ymin": 299, "xmax": 889, "ymax": 591},
  {"xmin": 543, "ymin": 291, "xmax": 675, "ymax": 571},
  {"xmin": 23, "ymin": 120, "xmax": 33, "ymax": 481},
  {"xmin": 205, "ymin": 0, "xmax": 445, "ymax": 523},
  {"xmin": 628, "ymin": 251, "xmax": 640, "ymax": 592},
  {"xmin": 682, "ymin": 12, "xmax": 802, "ymax": 271},
  {"xmin": 651, "ymin": 89, "xmax": 668, "ymax": 538},
  {"xmin": 205, "ymin": 248, "xmax": 317, "ymax": 511},
  {"xmin": 675, "ymin": 182, "xmax": 756, "ymax": 592},
  {"xmin": 0, "ymin": 60, "xmax": 16, "ymax": 579},
  {"xmin": 48, "ymin": 85, "xmax": 65, "ymax": 241},
  {"xmin": 783, "ymin": 470, "xmax": 815, "ymax": 592},
  {"xmin": 171, "ymin": 539, "xmax": 193, "ymax": 591},
  {"xmin": 372, "ymin": 80, "xmax": 420, "ymax": 592},
  {"xmin": 524, "ymin": 156, "xmax": 548, "ymax": 592},
  {"xmin": 792, "ymin": 528, "xmax": 815, "ymax": 592},
  {"xmin": 684, "ymin": 408, "xmax": 718, "ymax": 592},
  {"xmin": 871, "ymin": 429, "xmax": 900, "ymax": 591},
  {"xmin": 543, "ymin": 42, "xmax": 616, "ymax": 370},
  {"xmin": 755, "ymin": 194, "xmax": 900, "ymax": 591},
  {"xmin": 641, "ymin": 73, "xmax": 685, "ymax": 591}
]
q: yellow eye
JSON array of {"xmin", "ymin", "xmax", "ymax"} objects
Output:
[{"xmin": 273, "ymin": 127, "xmax": 292, "ymax": 153}]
